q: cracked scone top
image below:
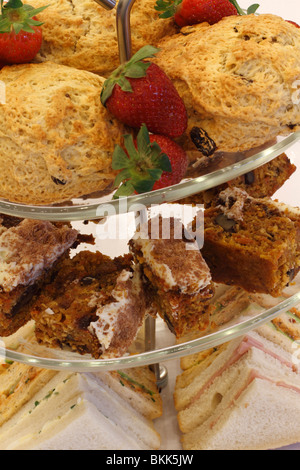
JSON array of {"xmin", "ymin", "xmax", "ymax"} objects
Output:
[
  {"xmin": 0, "ymin": 61, "xmax": 125, "ymax": 205},
  {"xmin": 154, "ymin": 14, "xmax": 300, "ymax": 153},
  {"xmin": 30, "ymin": 0, "xmax": 176, "ymax": 76}
]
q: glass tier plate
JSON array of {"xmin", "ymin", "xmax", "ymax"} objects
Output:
[
  {"xmin": 1, "ymin": 277, "xmax": 300, "ymax": 372},
  {"xmin": 1, "ymin": 137, "xmax": 300, "ymax": 371},
  {"xmin": 0, "ymin": 132, "xmax": 299, "ymax": 222}
]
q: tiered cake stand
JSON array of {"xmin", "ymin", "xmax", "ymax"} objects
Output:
[{"xmin": 0, "ymin": 0, "xmax": 300, "ymax": 383}]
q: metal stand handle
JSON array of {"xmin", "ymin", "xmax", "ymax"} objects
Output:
[
  {"xmin": 116, "ymin": 0, "xmax": 137, "ymax": 63},
  {"xmin": 94, "ymin": 0, "xmax": 137, "ymax": 63}
]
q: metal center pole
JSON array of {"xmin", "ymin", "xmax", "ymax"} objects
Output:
[
  {"xmin": 94, "ymin": 0, "xmax": 168, "ymax": 388},
  {"xmin": 116, "ymin": 0, "xmax": 137, "ymax": 63}
]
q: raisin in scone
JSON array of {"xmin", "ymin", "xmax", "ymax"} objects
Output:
[
  {"xmin": 30, "ymin": 0, "xmax": 176, "ymax": 76},
  {"xmin": 154, "ymin": 14, "xmax": 300, "ymax": 153},
  {"xmin": 0, "ymin": 62, "xmax": 125, "ymax": 204}
]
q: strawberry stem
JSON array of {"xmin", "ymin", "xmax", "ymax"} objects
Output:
[
  {"xmin": 228, "ymin": 0, "xmax": 259, "ymax": 15},
  {"xmin": 228, "ymin": 0, "xmax": 245, "ymax": 15}
]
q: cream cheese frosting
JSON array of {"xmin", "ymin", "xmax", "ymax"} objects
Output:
[{"xmin": 0, "ymin": 219, "xmax": 77, "ymax": 292}]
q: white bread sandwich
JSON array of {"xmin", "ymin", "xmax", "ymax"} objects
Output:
[
  {"xmin": 181, "ymin": 362, "xmax": 300, "ymax": 450},
  {"xmin": 258, "ymin": 308, "xmax": 300, "ymax": 351},
  {"xmin": 93, "ymin": 367, "xmax": 163, "ymax": 420},
  {"xmin": 0, "ymin": 369, "xmax": 161, "ymax": 450},
  {"xmin": 174, "ymin": 330, "xmax": 300, "ymax": 450},
  {"xmin": 0, "ymin": 326, "xmax": 162, "ymax": 450}
]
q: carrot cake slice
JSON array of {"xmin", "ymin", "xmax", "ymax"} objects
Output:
[
  {"xmin": 129, "ymin": 217, "xmax": 215, "ymax": 337},
  {"xmin": 202, "ymin": 188, "xmax": 300, "ymax": 297},
  {"xmin": 30, "ymin": 251, "xmax": 146, "ymax": 359},
  {"xmin": 0, "ymin": 218, "xmax": 78, "ymax": 337},
  {"xmin": 179, "ymin": 153, "xmax": 296, "ymax": 208}
]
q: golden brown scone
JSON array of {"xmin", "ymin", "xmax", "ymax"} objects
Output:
[
  {"xmin": 31, "ymin": 0, "xmax": 176, "ymax": 76},
  {"xmin": 154, "ymin": 14, "xmax": 300, "ymax": 153},
  {"xmin": 0, "ymin": 62, "xmax": 124, "ymax": 205}
]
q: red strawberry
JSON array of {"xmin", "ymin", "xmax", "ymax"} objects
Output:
[
  {"xmin": 150, "ymin": 134, "xmax": 188, "ymax": 190},
  {"xmin": 101, "ymin": 45, "xmax": 187, "ymax": 139},
  {"xmin": 155, "ymin": 0, "xmax": 259, "ymax": 28},
  {"xmin": 112, "ymin": 124, "xmax": 189, "ymax": 198},
  {"xmin": 287, "ymin": 20, "xmax": 300, "ymax": 28},
  {"xmin": 0, "ymin": 0, "xmax": 48, "ymax": 65}
]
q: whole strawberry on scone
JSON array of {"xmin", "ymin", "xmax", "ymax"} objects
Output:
[
  {"xmin": 0, "ymin": 0, "xmax": 47, "ymax": 65},
  {"xmin": 155, "ymin": 0, "xmax": 259, "ymax": 27},
  {"xmin": 100, "ymin": 45, "xmax": 188, "ymax": 139}
]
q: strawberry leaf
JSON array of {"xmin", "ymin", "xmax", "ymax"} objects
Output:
[
  {"xmin": 113, "ymin": 168, "xmax": 132, "ymax": 188},
  {"xmin": 133, "ymin": 178, "xmax": 156, "ymax": 194},
  {"xmin": 100, "ymin": 81, "xmax": 116, "ymax": 105},
  {"xmin": 100, "ymin": 45, "xmax": 160, "ymax": 106},
  {"xmin": 247, "ymin": 3, "xmax": 260, "ymax": 14},
  {"xmin": 112, "ymin": 145, "xmax": 131, "ymax": 170},
  {"xmin": 147, "ymin": 168, "xmax": 163, "ymax": 180},
  {"xmin": 117, "ymin": 75, "xmax": 133, "ymax": 93},
  {"xmin": 124, "ymin": 62, "xmax": 150, "ymax": 79},
  {"xmin": 123, "ymin": 134, "xmax": 140, "ymax": 162},
  {"xmin": 156, "ymin": 152, "xmax": 172, "ymax": 172},
  {"xmin": 136, "ymin": 122, "xmax": 151, "ymax": 154},
  {"xmin": 127, "ymin": 45, "xmax": 159, "ymax": 64},
  {"xmin": 155, "ymin": 0, "xmax": 182, "ymax": 18},
  {"xmin": 0, "ymin": 18, "xmax": 11, "ymax": 31}
]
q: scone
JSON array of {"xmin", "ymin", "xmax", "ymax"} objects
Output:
[
  {"xmin": 30, "ymin": 0, "xmax": 176, "ymax": 76},
  {"xmin": 0, "ymin": 62, "xmax": 125, "ymax": 205},
  {"xmin": 154, "ymin": 14, "xmax": 300, "ymax": 153}
]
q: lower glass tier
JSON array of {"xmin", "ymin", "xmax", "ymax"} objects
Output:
[{"xmin": 1, "ymin": 278, "xmax": 300, "ymax": 372}]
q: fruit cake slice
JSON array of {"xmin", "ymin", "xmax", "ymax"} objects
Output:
[
  {"xmin": 0, "ymin": 218, "xmax": 78, "ymax": 337},
  {"xmin": 129, "ymin": 217, "xmax": 215, "ymax": 337},
  {"xmin": 30, "ymin": 251, "xmax": 146, "ymax": 359},
  {"xmin": 202, "ymin": 188, "xmax": 300, "ymax": 296}
]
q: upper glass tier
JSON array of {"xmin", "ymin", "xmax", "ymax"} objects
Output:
[{"xmin": 0, "ymin": 132, "xmax": 299, "ymax": 222}]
